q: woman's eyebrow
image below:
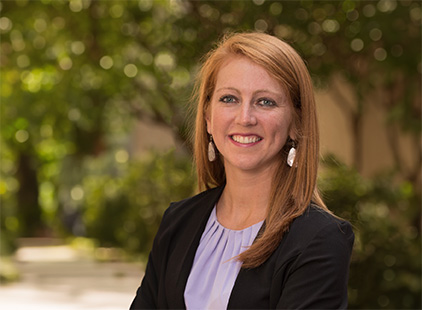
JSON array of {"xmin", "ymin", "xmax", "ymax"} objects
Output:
[
  {"xmin": 215, "ymin": 87, "xmax": 239, "ymax": 93},
  {"xmin": 253, "ymin": 89, "xmax": 284, "ymax": 97},
  {"xmin": 215, "ymin": 87, "xmax": 282, "ymax": 97}
]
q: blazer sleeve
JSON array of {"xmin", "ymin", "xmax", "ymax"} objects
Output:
[
  {"xmin": 130, "ymin": 251, "xmax": 158, "ymax": 309},
  {"xmin": 276, "ymin": 220, "xmax": 354, "ymax": 309},
  {"xmin": 129, "ymin": 206, "xmax": 173, "ymax": 309}
]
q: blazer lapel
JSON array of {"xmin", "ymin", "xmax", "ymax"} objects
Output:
[{"xmin": 166, "ymin": 186, "xmax": 225, "ymax": 308}]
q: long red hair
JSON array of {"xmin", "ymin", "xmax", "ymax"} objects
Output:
[{"xmin": 192, "ymin": 32, "xmax": 329, "ymax": 268}]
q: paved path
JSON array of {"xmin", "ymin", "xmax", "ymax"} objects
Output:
[{"xmin": 0, "ymin": 243, "xmax": 144, "ymax": 310}]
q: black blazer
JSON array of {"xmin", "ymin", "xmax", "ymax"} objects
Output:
[{"xmin": 130, "ymin": 186, "xmax": 354, "ymax": 309}]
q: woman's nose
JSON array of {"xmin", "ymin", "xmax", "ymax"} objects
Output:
[{"xmin": 236, "ymin": 103, "xmax": 257, "ymax": 126}]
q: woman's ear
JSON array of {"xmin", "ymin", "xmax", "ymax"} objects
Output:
[
  {"xmin": 288, "ymin": 112, "xmax": 300, "ymax": 142},
  {"xmin": 206, "ymin": 120, "xmax": 211, "ymax": 135},
  {"xmin": 205, "ymin": 106, "xmax": 212, "ymax": 135},
  {"xmin": 288, "ymin": 133, "xmax": 296, "ymax": 142},
  {"xmin": 288, "ymin": 125, "xmax": 298, "ymax": 142}
]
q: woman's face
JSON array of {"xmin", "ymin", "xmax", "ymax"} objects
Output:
[{"xmin": 206, "ymin": 56, "xmax": 295, "ymax": 175}]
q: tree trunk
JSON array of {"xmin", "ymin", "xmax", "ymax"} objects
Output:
[
  {"xmin": 351, "ymin": 111, "xmax": 363, "ymax": 172},
  {"xmin": 16, "ymin": 152, "xmax": 45, "ymax": 237}
]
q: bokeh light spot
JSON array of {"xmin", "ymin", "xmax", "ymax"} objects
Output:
[
  {"xmin": 100, "ymin": 55, "xmax": 114, "ymax": 69},
  {"xmin": 374, "ymin": 48, "xmax": 387, "ymax": 61},
  {"xmin": 15, "ymin": 129, "xmax": 29, "ymax": 143},
  {"xmin": 59, "ymin": 57, "xmax": 73, "ymax": 70},
  {"xmin": 115, "ymin": 149, "xmax": 129, "ymax": 163},
  {"xmin": 254, "ymin": 19, "xmax": 268, "ymax": 32},
  {"xmin": 124, "ymin": 64, "xmax": 138, "ymax": 78},
  {"xmin": 322, "ymin": 19, "xmax": 340, "ymax": 33},
  {"xmin": 369, "ymin": 28, "xmax": 382, "ymax": 41},
  {"xmin": 71, "ymin": 41, "xmax": 85, "ymax": 55},
  {"xmin": 350, "ymin": 38, "xmax": 364, "ymax": 52},
  {"xmin": 71, "ymin": 185, "xmax": 84, "ymax": 201},
  {"xmin": 0, "ymin": 17, "xmax": 12, "ymax": 33}
]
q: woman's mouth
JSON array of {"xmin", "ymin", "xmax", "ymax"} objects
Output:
[{"xmin": 230, "ymin": 135, "xmax": 262, "ymax": 144}]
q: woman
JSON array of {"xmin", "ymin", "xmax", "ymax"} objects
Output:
[{"xmin": 130, "ymin": 32, "xmax": 354, "ymax": 309}]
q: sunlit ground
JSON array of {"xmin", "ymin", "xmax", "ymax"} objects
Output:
[{"xmin": 0, "ymin": 239, "xmax": 144, "ymax": 310}]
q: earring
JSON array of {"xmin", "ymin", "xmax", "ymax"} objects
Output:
[
  {"xmin": 208, "ymin": 135, "xmax": 216, "ymax": 162},
  {"xmin": 287, "ymin": 141, "xmax": 296, "ymax": 167}
]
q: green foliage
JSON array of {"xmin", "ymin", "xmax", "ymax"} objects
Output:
[
  {"xmin": 0, "ymin": 257, "xmax": 20, "ymax": 284},
  {"xmin": 82, "ymin": 150, "xmax": 196, "ymax": 254},
  {"xmin": 319, "ymin": 155, "xmax": 421, "ymax": 309}
]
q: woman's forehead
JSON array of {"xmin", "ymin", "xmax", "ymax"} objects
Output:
[{"xmin": 212, "ymin": 55, "xmax": 288, "ymax": 97}]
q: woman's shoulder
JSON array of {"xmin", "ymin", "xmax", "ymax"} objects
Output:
[
  {"xmin": 155, "ymin": 186, "xmax": 224, "ymax": 238},
  {"xmin": 150, "ymin": 186, "xmax": 224, "ymax": 255},
  {"xmin": 164, "ymin": 186, "xmax": 224, "ymax": 218},
  {"xmin": 297, "ymin": 204, "xmax": 351, "ymax": 227},
  {"xmin": 281, "ymin": 204, "xmax": 354, "ymax": 254}
]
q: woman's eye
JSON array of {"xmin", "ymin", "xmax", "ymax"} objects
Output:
[
  {"xmin": 258, "ymin": 98, "xmax": 275, "ymax": 107},
  {"xmin": 219, "ymin": 95, "xmax": 237, "ymax": 104}
]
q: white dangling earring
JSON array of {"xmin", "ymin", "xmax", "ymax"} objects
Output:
[
  {"xmin": 287, "ymin": 141, "xmax": 296, "ymax": 167},
  {"xmin": 208, "ymin": 135, "xmax": 216, "ymax": 162}
]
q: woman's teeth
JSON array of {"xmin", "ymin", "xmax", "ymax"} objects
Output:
[{"xmin": 231, "ymin": 135, "xmax": 262, "ymax": 144}]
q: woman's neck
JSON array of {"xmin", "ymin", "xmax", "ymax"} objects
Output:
[{"xmin": 216, "ymin": 168, "xmax": 273, "ymax": 230}]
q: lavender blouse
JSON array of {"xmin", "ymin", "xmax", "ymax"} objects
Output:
[{"xmin": 184, "ymin": 206, "xmax": 264, "ymax": 309}]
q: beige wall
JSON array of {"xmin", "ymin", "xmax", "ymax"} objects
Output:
[
  {"xmin": 316, "ymin": 82, "xmax": 419, "ymax": 179},
  {"xmin": 316, "ymin": 88, "xmax": 353, "ymax": 166}
]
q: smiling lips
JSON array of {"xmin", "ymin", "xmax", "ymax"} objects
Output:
[{"xmin": 230, "ymin": 135, "xmax": 262, "ymax": 145}]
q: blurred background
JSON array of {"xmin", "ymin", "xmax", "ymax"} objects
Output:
[{"xmin": 0, "ymin": 0, "xmax": 421, "ymax": 309}]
